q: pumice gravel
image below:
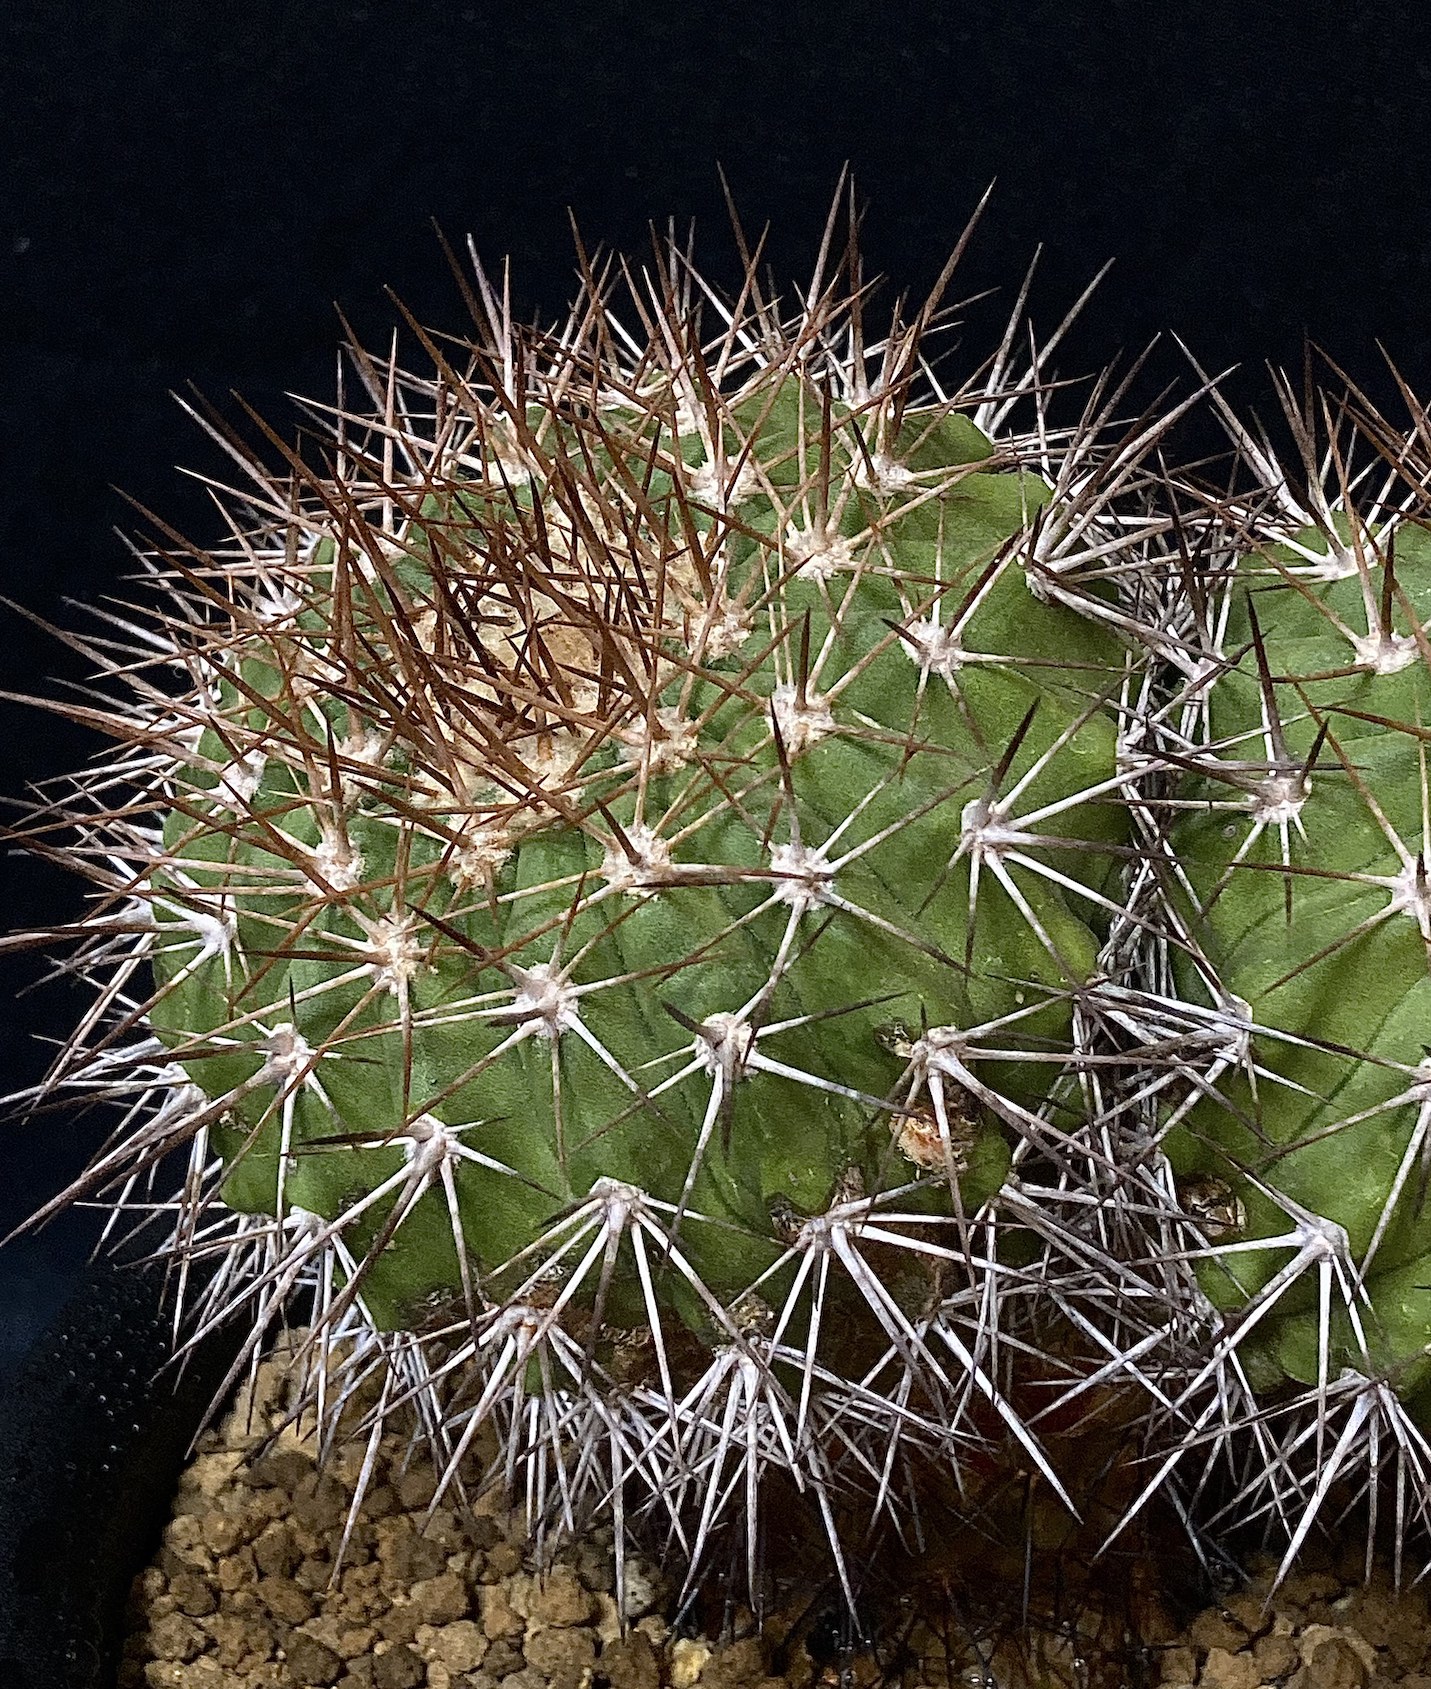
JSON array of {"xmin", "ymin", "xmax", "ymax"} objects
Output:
[{"xmin": 117, "ymin": 1329, "xmax": 1431, "ymax": 1689}]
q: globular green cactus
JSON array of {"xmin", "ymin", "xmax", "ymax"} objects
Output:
[
  {"xmin": 1099, "ymin": 365, "xmax": 1431, "ymax": 1576},
  {"xmin": 25, "ymin": 186, "xmax": 1431, "ymax": 1616},
  {"xmin": 145, "ymin": 323, "xmax": 1121, "ymax": 1345},
  {"xmin": 8, "ymin": 191, "xmax": 1172, "ymax": 1608}
]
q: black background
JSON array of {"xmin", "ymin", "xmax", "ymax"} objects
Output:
[{"xmin": 4, "ymin": 0, "xmax": 1431, "ymax": 1375}]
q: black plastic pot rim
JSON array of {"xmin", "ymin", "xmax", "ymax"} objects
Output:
[{"xmin": 0, "ymin": 1236, "xmax": 258, "ymax": 1689}]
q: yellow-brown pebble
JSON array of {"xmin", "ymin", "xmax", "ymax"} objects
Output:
[
  {"xmin": 670, "ymin": 1637, "xmax": 714, "ymax": 1688},
  {"xmin": 116, "ymin": 1331, "xmax": 1431, "ymax": 1689}
]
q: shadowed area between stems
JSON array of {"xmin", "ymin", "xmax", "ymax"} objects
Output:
[{"xmin": 0, "ymin": 1232, "xmax": 258, "ymax": 1689}]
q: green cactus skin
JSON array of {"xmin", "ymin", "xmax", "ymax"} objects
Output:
[
  {"xmin": 143, "ymin": 365, "xmax": 1124, "ymax": 1342},
  {"xmin": 1166, "ymin": 504, "xmax": 1431, "ymax": 1401}
]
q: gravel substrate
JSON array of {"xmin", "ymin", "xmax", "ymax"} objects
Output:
[{"xmin": 117, "ymin": 1330, "xmax": 1431, "ymax": 1689}]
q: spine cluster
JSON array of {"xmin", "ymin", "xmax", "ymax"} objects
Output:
[{"xmin": 10, "ymin": 188, "xmax": 1431, "ymax": 1612}]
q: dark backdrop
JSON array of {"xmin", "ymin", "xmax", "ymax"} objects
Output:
[{"xmin": 4, "ymin": 0, "xmax": 1430, "ymax": 1375}]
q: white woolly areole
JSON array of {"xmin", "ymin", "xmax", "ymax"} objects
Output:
[
  {"xmin": 447, "ymin": 822, "xmax": 514, "ymax": 890},
  {"xmin": 150, "ymin": 1074, "xmax": 213, "ymax": 1131},
  {"xmin": 1181, "ymin": 653, "xmax": 1226, "ymax": 699},
  {"xmin": 1351, "ymin": 627, "xmax": 1421, "ymax": 675},
  {"xmin": 851, "ymin": 450, "xmax": 917, "ymax": 494},
  {"xmin": 784, "ymin": 524, "xmax": 855, "ymax": 582},
  {"xmin": 770, "ymin": 683, "xmax": 836, "ymax": 755},
  {"xmin": 586, "ymin": 1176, "xmax": 647, "ymax": 1224},
  {"xmin": 334, "ymin": 728, "xmax": 389, "ymax": 802},
  {"xmin": 1285, "ymin": 520, "xmax": 1393, "ymax": 583},
  {"xmin": 1023, "ymin": 561, "xmax": 1055, "ymax": 605},
  {"xmin": 911, "ymin": 1024, "xmax": 969, "ymax": 1069},
  {"xmin": 1249, "ymin": 772, "xmax": 1308, "ymax": 828},
  {"xmin": 1384, "ymin": 855, "xmax": 1431, "ymax": 935},
  {"xmin": 959, "ymin": 796, "xmax": 1020, "ymax": 856},
  {"xmin": 258, "ymin": 1022, "xmax": 313, "ymax": 1085},
  {"xmin": 601, "ymin": 823, "xmax": 674, "ymax": 896},
  {"xmin": 510, "ymin": 961, "xmax": 579, "ymax": 1039},
  {"xmin": 251, "ymin": 581, "xmax": 306, "ymax": 624},
  {"xmin": 687, "ymin": 452, "xmax": 760, "ymax": 507},
  {"xmin": 365, "ymin": 912, "xmax": 427, "ymax": 995},
  {"xmin": 699, "ymin": 602, "xmax": 752, "ymax": 660},
  {"xmin": 458, "ymin": 430, "xmax": 530, "ymax": 484},
  {"xmin": 311, "ymin": 830, "xmax": 366, "ymax": 893},
  {"xmin": 527, "ymin": 727, "xmax": 589, "ymax": 789},
  {"xmin": 152, "ymin": 894, "xmax": 236, "ymax": 968},
  {"xmin": 669, "ymin": 390, "xmax": 706, "ymax": 440},
  {"xmin": 1208, "ymin": 994, "xmax": 1254, "ymax": 1067},
  {"xmin": 768, "ymin": 841, "xmax": 835, "ymax": 911},
  {"xmin": 279, "ymin": 1205, "xmax": 329, "ymax": 1240},
  {"xmin": 1300, "ymin": 544, "xmax": 1363, "ymax": 582},
  {"xmin": 619, "ymin": 706, "xmax": 699, "ymax": 776},
  {"xmin": 693, "ymin": 1011, "xmax": 756, "ymax": 1080},
  {"xmin": 336, "ymin": 727, "xmax": 387, "ymax": 763},
  {"xmin": 904, "ymin": 616, "xmax": 966, "ymax": 685},
  {"xmin": 212, "ymin": 747, "xmax": 267, "ymax": 811},
  {"xmin": 401, "ymin": 1112, "xmax": 467, "ymax": 1173}
]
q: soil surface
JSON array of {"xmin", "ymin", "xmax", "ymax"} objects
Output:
[{"xmin": 118, "ymin": 1330, "xmax": 1431, "ymax": 1689}]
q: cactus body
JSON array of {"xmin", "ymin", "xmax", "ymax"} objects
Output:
[
  {"xmin": 145, "ymin": 375, "xmax": 1121, "ymax": 1343},
  {"xmin": 1165, "ymin": 498, "xmax": 1431, "ymax": 1399},
  {"xmin": 23, "ymin": 192, "xmax": 1431, "ymax": 1609}
]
